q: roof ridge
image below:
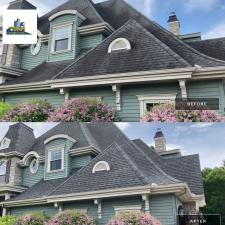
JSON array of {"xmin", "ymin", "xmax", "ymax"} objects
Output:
[
  {"xmin": 88, "ymin": 0, "xmax": 105, "ymax": 23},
  {"xmin": 130, "ymin": 20, "xmax": 191, "ymax": 67},
  {"xmin": 52, "ymin": 19, "xmax": 135, "ymax": 80}
]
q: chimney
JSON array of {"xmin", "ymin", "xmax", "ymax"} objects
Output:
[
  {"xmin": 154, "ymin": 128, "xmax": 166, "ymax": 153},
  {"xmin": 168, "ymin": 12, "xmax": 180, "ymax": 36}
]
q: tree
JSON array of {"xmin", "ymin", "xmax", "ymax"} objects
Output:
[{"xmin": 201, "ymin": 165, "xmax": 225, "ymax": 225}]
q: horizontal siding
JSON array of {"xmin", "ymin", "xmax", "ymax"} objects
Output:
[
  {"xmin": 187, "ymin": 80, "xmax": 225, "ymax": 115},
  {"xmin": 70, "ymin": 155, "xmax": 92, "ymax": 169},
  {"xmin": 9, "ymin": 204, "xmax": 57, "ymax": 217},
  {"xmin": 150, "ymin": 195, "xmax": 176, "ymax": 225},
  {"xmin": 4, "ymin": 91, "xmax": 64, "ymax": 106},
  {"xmin": 80, "ymin": 34, "xmax": 103, "ymax": 51},
  {"xmin": 21, "ymin": 44, "xmax": 48, "ymax": 70},
  {"xmin": 48, "ymin": 15, "xmax": 77, "ymax": 62},
  {"xmin": 22, "ymin": 164, "xmax": 44, "ymax": 187}
]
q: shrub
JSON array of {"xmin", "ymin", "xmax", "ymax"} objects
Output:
[
  {"xmin": 0, "ymin": 216, "xmax": 16, "ymax": 225},
  {"xmin": 2, "ymin": 99, "xmax": 52, "ymax": 122},
  {"xmin": 0, "ymin": 102, "xmax": 12, "ymax": 119},
  {"xmin": 142, "ymin": 103, "xmax": 225, "ymax": 122},
  {"xmin": 107, "ymin": 211, "xmax": 162, "ymax": 225},
  {"xmin": 45, "ymin": 210, "xmax": 97, "ymax": 225},
  {"xmin": 48, "ymin": 98, "xmax": 120, "ymax": 122},
  {"xmin": 14, "ymin": 212, "xmax": 49, "ymax": 225}
]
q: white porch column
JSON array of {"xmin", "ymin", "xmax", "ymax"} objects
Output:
[
  {"xmin": 179, "ymin": 80, "xmax": 187, "ymax": 99},
  {"xmin": 60, "ymin": 88, "xmax": 70, "ymax": 100},
  {"xmin": 112, "ymin": 84, "xmax": 121, "ymax": 111},
  {"xmin": 142, "ymin": 194, "xmax": 150, "ymax": 212},
  {"xmin": 2, "ymin": 194, "xmax": 11, "ymax": 217},
  {"xmin": 94, "ymin": 199, "xmax": 102, "ymax": 219},
  {"xmin": 54, "ymin": 202, "xmax": 63, "ymax": 212}
]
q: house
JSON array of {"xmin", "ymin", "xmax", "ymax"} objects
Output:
[
  {"xmin": 0, "ymin": 123, "xmax": 204, "ymax": 225},
  {"xmin": 0, "ymin": 0, "xmax": 225, "ymax": 122}
]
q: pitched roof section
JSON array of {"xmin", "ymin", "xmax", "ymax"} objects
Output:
[
  {"xmin": 38, "ymin": 0, "xmax": 105, "ymax": 34},
  {"xmin": 55, "ymin": 19, "xmax": 190, "ymax": 79},
  {"xmin": 132, "ymin": 139, "xmax": 204, "ymax": 195},
  {"xmin": 95, "ymin": 0, "xmax": 225, "ymax": 67},
  {"xmin": 188, "ymin": 38, "xmax": 225, "ymax": 61},
  {"xmin": 8, "ymin": 0, "xmax": 36, "ymax": 9},
  {"xmin": 1, "ymin": 123, "xmax": 35, "ymax": 155}
]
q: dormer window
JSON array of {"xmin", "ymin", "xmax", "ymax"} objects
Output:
[
  {"xmin": 51, "ymin": 25, "xmax": 72, "ymax": 53},
  {"xmin": 92, "ymin": 161, "xmax": 110, "ymax": 173},
  {"xmin": 0, "ymin": 137, "xmax": 11, "ymax": 150},
  {"xmin": 48, "ymin": 148, "xmax": 64, "ymax": 172},
  {"xmin": 0, "ymin": 160, "xmax": 7, "ymax": 176},
  {"xmin": 108, "ymin": 38, "xmax": 131, "ymax": 53}
]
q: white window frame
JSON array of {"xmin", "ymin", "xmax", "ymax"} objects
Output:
[
  {"xmin": 0, "ymin": 160, "xmax": 7, "ymax": 176},
  {"xmin": 30, "ymin": 158, "xmax": 39, "ymax": 174},
  {"xmin": 0, "ymin": 137, "xmax": 11, "ymax": 150},
  {"xmin": 108, "ymin": 38, "xmax": 131, "ymax": 53},
  {"xmin": 51, "ymin": 23, "xmax": 73, "ymax": 54},
  {"xmin": 92, "ymin": 161, "xmax": 110, "ymax": 173},
  {"xmin": 137, "ymin": 94, "xmax": 177, "ymax": 118},
  {"xmin": 113, "ymin": 205, "xmax": 142, "ymax": 215},
  {"xmin": 47, "ymin": 147, "xmax": 65, "ymax": 173}
]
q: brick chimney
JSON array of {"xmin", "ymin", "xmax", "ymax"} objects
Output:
[
  {"xmin": 154, "ymin": 128, "xmax": 166, "ymax": 153},
  {"xmin": 168, "ymin": 12, "xmax": 180, "ymax": 36}
]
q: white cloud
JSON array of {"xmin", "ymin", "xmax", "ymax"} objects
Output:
[
  {"xmin": 185, "ymin": 0, "xmax": 219, "ymax": 12},
  {"xmin": 190, "ymin": 123, "xmax": 213, "ymax": 128},
  {"xmin": 203, "ymin": 21, "xmax": 225, "ymax": 39},
  {"xmin": 138, "ymin": 0, "xmax": 155, "ymax": 17},
  {"xmin": 166, "ymin": 143, "xmax": 181, "ymax": 150},
  {"xmin": 115, "ymin": 122, "xmax": 131, "ymax": 132}
]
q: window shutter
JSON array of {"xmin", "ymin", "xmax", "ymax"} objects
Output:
[
  {"xmin": 5, "ymin": 159, "xmax": 11, "ymax": 184},
  {"xmin": 1, "ymin": 45, "xmax": 8, "ymax": 65}
]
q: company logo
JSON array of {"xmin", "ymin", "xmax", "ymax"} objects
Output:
[
  {"xmin": 3, "ymin": 10, "xmax": 37, "ymax": 44},
  {"xmin": 6, "ymin": 18, "xmax": 31, "ymax": 35}
]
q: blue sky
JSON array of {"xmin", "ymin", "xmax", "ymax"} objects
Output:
[
  {"xmin": 1, "ymin": 0, "xmax": 225, "ymax": 39},
  {"xmin": 0, "ymin": 123, "xmax": 225, "ymax": 169}
]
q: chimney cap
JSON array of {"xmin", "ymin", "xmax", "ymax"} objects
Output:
[
  {"xmin": 154, "ymin": 128, "xmax": 164, "ymax": 139},
  {"xmin": 168, "ymin": 12, "xmax": 179, "ymax": 23}
]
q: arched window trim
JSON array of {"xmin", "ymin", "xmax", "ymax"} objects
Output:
[
  {"xmin": 92, "ymin": 161, "xmax": 110, "ymax": 173},
  {"xmin": 108, "ymin": 38, "xmax": 131, "ymax": 53}
]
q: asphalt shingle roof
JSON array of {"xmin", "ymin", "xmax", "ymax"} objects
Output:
[
  {"xmin": 8, "ymin": 0, "xmax": 36, "ymax": 9},
  {"xmin": 188, "ymin": 38, "xmax": 225, "ymax": 61}
]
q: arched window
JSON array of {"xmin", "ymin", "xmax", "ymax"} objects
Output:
[
  {"xmin": 92, "ymin": 161, "xmax": 110, "ymax": 173},
  {"xmin": 108, "ymin": 38, "xmax": 131, "ymax": 53},
  {"xmin": 0, "ymin": 160, "xmax": 7, "ymax": 176}
]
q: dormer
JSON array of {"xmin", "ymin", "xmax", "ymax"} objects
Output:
[{"xmin": 47, "ymin": 10, "xmax": 86, "ymax": 62}]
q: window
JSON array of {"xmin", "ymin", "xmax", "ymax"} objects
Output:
[
  {"xmin": 51, "ymin": 25, "xmax": 72, "ymax": 53},
  {"xmin": 48, "ymin": 149, "xmax": 64, "ymax": 172},
  {"xmin": 30, "ymin": 158, "xmax": 39, "ymax": 174},
  {"xmin": 92, "ymin": 161, "xmax": 110, "ymax": 173},
  {"xmin": 0, "ymin": 160, "xmax": 7, "ymax": 176},
  {"xmin": 137, "ymin": 94, "xmax": 177, "ymax": 118},
  {"xmin": 0, "ymin": 137, "xmax": 11, "ymax": 150},
  {"xmin": 108, "ymin": 38, "xmax": 131, "ymax": 53}
]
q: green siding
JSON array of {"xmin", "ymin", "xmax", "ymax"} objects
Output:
[
  {"xmin": 70, "ymin": 155, "xmax": 92, "ymax": 169},
  {"xmin": 44, "ymin": 138, "xmax": 73, "ymax": 180},
  {"xmin": 4, "ymin": 91, "xmax": 64, "ymax": 106},
  {"xmin": 22, "ymin": 164, "xmax": 44, "ymax": 187},
  {"xmin": 9, "ymin": 204, "xmax": 57, "ymax": 217},
  {"xmin": 150, "ymin": 195, "xmax": 177, "ymax": 225},
  {"xmin": 47, "ymin": 15, "xmax": 78, "ymax": 62},
  {"xmin": 80, "ymin": 34, "xmax": 104, "ymax": 51},
  {"xmin": 21, "ymin": 44, "xmax": 48, "ymax": 70},
  {"xmin": 187, "ymin": 80, "xmax": 225, "ymax": 115}
]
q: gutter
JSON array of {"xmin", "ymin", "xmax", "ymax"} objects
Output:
[{"xmin": 2, "ymin": 182, "xmax": 197, "ymax": 208}]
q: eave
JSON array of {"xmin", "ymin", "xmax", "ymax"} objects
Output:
[
  {"xmin": 0, "ymin": 185, "xmax": 27, "ymax": 194},
  {"xmin": 69, "ymin": 146, "xmax": 100, "ymax": 157},
  {"xmin": 192, "ymin": 66, "xmax": 225, "ymax": 79},
  {"xmin": 0, "ymin": 66, "xmax": 26, "ymax": 77}
]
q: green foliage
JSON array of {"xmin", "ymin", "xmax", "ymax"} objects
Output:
[
  {"xmin": 0, "ymin": 216, "xmax": 16, "ymax": 225},
  {"xmin": 201, "ymin": 166, "xmax": 225, "ymax": 225},
  {"xmin": 0, "ymin": 102, "xmax": 12, "ymax": 119}
]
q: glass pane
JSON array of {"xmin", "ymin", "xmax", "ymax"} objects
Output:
[
  {"xmin": 146, "ymin": 103, "xmax": 154, "ymax": 112},
  {"xmin": 55, "ymin": 26, "xmax": 69, "ymax": 40},
  {"xmin": 50, "ymin": 159, "xmax": 62, "ymax": 171},
  {"xmin": 51, "ymin": 150, "xmax": 62, "ymax": 161},
  {"xmin": 55, "ymin": 39, "xmax": 69, "ymax": 52},
  {"xmin": 0, "ymin": 161, "xmax": 6, "ymax": 176}
]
